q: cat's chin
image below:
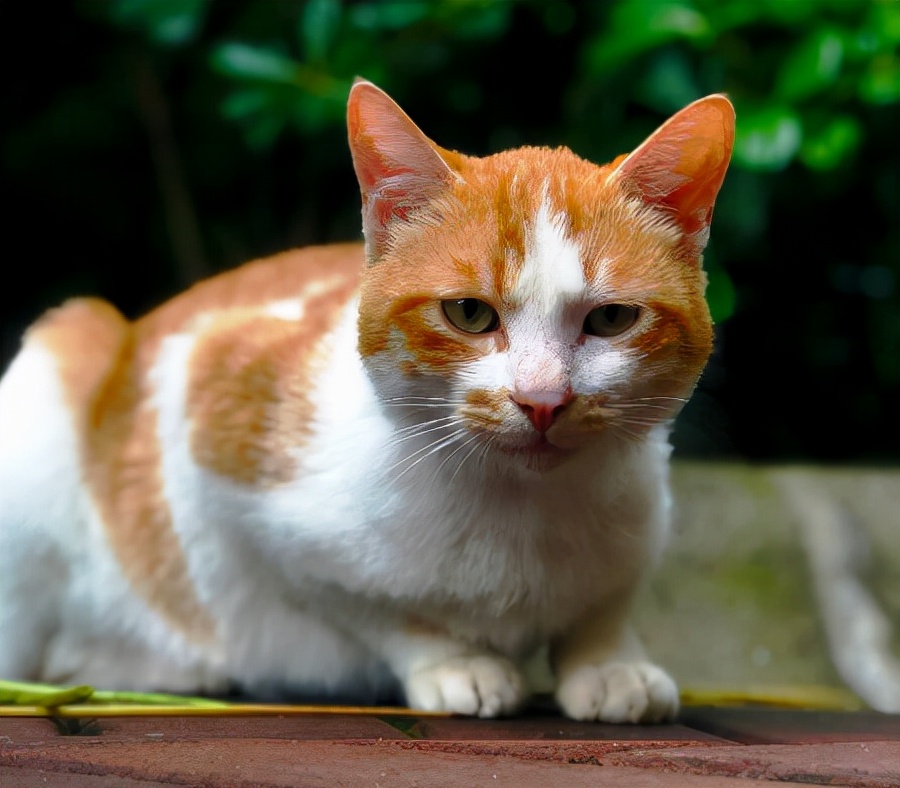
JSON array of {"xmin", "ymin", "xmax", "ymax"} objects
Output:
[{"xmin": 497, "ymin": 437, "xmax": 575, "ymax": 472}]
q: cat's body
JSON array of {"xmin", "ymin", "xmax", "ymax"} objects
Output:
[{"xmin": 0, "ymin": 82, "xmax": 734, "ymax": 721}]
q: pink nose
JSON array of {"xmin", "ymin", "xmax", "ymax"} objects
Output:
[{"xmin": 512, "ymin": 390, "xmax": 573, "ymax": 433}]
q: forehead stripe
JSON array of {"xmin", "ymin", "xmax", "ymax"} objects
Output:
[{"xmin": 511, "ymin": 197, "xmax": 584, "ymax": 312}]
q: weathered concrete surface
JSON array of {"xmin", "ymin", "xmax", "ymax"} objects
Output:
[
  {"xmin": 636, "ymin": 462, "xmax": 900, "ymax": 708},
  {"xmin": 1, "ymin": 710, "xmax": 897, "ymax": 787},
  {"xmin": 609, "ymin": 741, "xmax": 900, "ymax": 787}
]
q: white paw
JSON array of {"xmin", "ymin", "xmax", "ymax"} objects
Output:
[
  {"xmin": 556, "ymin": 661, "xmax": 679, "ymax": 723},
  {"xmin": 405, "ymin": 655, "xmax": 526, "ymax": 718}
]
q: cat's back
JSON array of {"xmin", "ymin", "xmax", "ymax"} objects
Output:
[
  {"xmin": 136, "ymin": 242, "xmax": 364, "ymax": 344},
  {"xmin": 0, "ymin": 242, "xmax": 364, "ymax": 524}
]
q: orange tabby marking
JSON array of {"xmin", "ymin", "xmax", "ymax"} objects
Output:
[
  {"xmin": 182, "ymin": 249, "xmax": 360, "ymax": 486},
  {"xmin": 187, "ymin": 313, "xmax": 312, "ymax": 485},
  {"xmin": 28, "ymin": 299, "xmax": 217, "ymax": 643},
  {"xmin": 187, "ymin": 281, "xmax": 358, "ymax": 485}
]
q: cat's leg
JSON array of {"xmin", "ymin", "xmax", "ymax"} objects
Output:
[
  {"xmin": 364, "ymin": 619, "xmax": 527, "ymax": 718},
  {"xmin": 552, "ymin": 590, "xmax": 679, "ymax": 723}
]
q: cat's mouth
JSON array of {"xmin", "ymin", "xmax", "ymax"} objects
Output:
[{"xmin": 498, "ymin": 435, "xmax": 574, "ymax": 470}]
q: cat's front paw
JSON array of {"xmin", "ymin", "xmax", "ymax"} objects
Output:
[
  {"xmin": 405, "ymin": 655, "xmax": 526, "ymax": 718},
  {"xmin": 556, "ymin": 661, "xmax": 678, "ymax": 723}
]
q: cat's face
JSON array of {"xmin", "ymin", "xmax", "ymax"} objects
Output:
[{"xmin": 349, "ymin": 82, "xmax": 733, "ymax": 473}]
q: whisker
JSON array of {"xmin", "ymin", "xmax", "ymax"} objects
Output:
[
  {"xmin": 390, "ymin": 415, "xmax": 460, "ymax": 440},
  {"xmin": 604, "ymin": 403, "xmax": 676, "ymax": 411},
  {"xmin": 390, "ymin": 429, "xmax": 468, "ymax": 479},
  {"xmin": 381, "ymin": 403, "xmax": 461, "ymax": 411},
  {"xmin": 388, "ymin": 429, "xmax": 458, "ymax": 471},
  {"xmin": 610, "ymin": 423, "xmax": 644, "ymax": 443},
  {"xmin": 448, "ymin": 433, "xmax": 490, "ymax": 486},
  {"xmin": 611, "ymin": 412, "xmax": 666, "ymax": 422},
  {"xmin": 382, "ymin": 396, "xmax": 464, "ymax": 405},
  {"xmin": 433, "ymin": 429, "xmax": 483, "ymax": 478},
  {"xmin": 610, "ymin": 416, "xmax": 664, "ymax": 430},
  {"xmin": 387, "ymin": 425, "xmax": 459, "ymax": 450}
]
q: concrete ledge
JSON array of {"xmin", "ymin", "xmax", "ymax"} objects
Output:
[{"xmin": 2, "ymin": 708, "xmax": 898, "ymax": 786}]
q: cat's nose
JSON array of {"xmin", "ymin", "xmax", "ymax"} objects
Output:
[{"xmin": 512, "ymin": 390, "xmax": 573, "ymax": 433}]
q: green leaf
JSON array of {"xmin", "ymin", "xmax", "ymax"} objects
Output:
[
  {"xmin": 0, "ymin": 680, "xmax": 94, "ymax": 707},
  {"xmin": 734, "ymin": 107, "xmax": 802, "ymax": 171},
  {"xmin": 0, "ymin": 678, "xmax": 231, "ymax": 708},
  {"xmin": 300, "ymin": 0, "xmax": 342, "ymax": 63},
  {"xmin": 636, "ymin": 48, "xmax": 701, "ymax": 113},
  {"xmin": 858, "ymin": 54, "xmax": 900, "ymax": 104},
  {"xmin": 243, "ymin": 115, "xmax": 287, "ymax": 152},
  {"xmin": 638, "ymin": 0, "xmax": 710, "ymax": 38},
  {"xmin": 704, "ymin": 249, "xmax": 736, "ymax": 323},
  {"xmin": 109, "ymin": 0, "xmax": 208, "ymax": 46},
  {"xmin": 210, "ymin": 43, "xmax": 301, "ymax": 85},
  {"xmin": 585, "ymin": 0, "xmax": 710, "ymax": 74},
  {"xmin": 220, "ymin": 87, "xmax": 273, "ymax": 121},
  {"xmin": 775, "ymin": 28, "xmax": 844, "ymax": 102},
  {"xmin": 291, "ymin": 93, "xmax": 343, "ymax": 133},
  {"xmin": 800, "ymin": 115, "xmax": 862, "ymax": 170},
  {"xmin": 90, "ymin": 690, "xmax": 229, "ymax": 707},
  {"xmin": 441, "ymin": 0, "xmax": 511, "ymax": 40},
  {"xmin": 349, "ymin": 1, "xmax": 430, "ymax": 31},
  {"xmin": 757, "ymin": 0, "xmax": 817, "ymax": 26},
  {"xmin": 867, "ymin": 0, "xmax": 900, "ymax": 49}
]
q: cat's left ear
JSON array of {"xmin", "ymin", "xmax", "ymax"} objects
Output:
[
  {"xmin": 608, "ymin": 95, "xmax": 735, "ymax": 253},
  {"xmin": 347, "ymin": 79, "xmax": 462, "ymax": 261}
]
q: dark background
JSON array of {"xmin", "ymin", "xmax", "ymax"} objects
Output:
[{"xmin": 2, "ymin": 0, "xmax": 898, "ymax": 463}]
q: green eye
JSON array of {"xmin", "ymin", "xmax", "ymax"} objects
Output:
[
  {"xmin": 441, "ymin": 299, "xmax": 500, "ymax": 334},
  {"xmin": 583, "ymin": 304, "xmax": 640, "ymax": 337}
]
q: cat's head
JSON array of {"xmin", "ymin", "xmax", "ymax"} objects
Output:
[{"xmin": 347, "ymin": 80, "xmax": 733, "ymax": 473}]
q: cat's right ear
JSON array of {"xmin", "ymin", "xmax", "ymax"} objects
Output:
[
  {"xmin": 607, "ymin": 94, "xmax": 735, "ymax": 255},
  {"xmin": 347, "ymin": 79, "xmax": 460, "ymax": 261}
]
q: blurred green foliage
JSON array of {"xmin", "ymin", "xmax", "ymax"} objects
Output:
[{"xmin": 2, "ymin": 0, "xmax": 898, "ymax": 461}]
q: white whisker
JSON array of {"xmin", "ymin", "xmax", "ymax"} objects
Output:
[
  {"xmin": 448, "ymin": 434, "xmax": 491, "ymax": 486},
  {"xmin": 608, "ymin": 421, "xmax": 646, "ymax": 443},
  {"xmin": 391, "ymin": 429, "xmax": 468, "ymax": 480},
  {"xmin": 383, "ymin": 396, "xmax": 464, "ymax": 406},
  {"xmin": 605, "ymin": 402, "xmax": 676, "ymax": 411},
  {"xmin": 390, "ymin": 415, "xmax": 460, "ymax": 440},
  {"xmin": 433, "ymin": 430, "xmax": 482, "ymax": 478},
  {"xmin": 381, "ymin": 403, "xmax": 461, "ymax": 413}
]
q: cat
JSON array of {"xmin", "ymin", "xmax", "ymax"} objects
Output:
[{"xmin": 0, "ymin": 80, "xmax": 734, "ymax": 722}]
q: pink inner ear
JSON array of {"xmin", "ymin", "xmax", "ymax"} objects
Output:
[
  {"xmin": 612, "ymin": 95, "xmax": 735, "ymax": 241},
  {"xmin": 347, "ymin": 81, "xmax": 457, "ymax": 248}
]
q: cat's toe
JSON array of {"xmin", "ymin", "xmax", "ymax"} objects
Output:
[
  {"xmin": 556, "ymin": 661, "xmax": 678, "ymax": 723},
  {"xmin": 405, "ymin": 655, "xmax": 526, "ymax": 718}
]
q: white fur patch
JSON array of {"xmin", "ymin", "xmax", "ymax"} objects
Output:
[
  {"xmin": 265, "ymin": 298, "xmax": 305, "ymax": 321},
  {"xmin": 513, "ymin": 197, "xmax": 584, "ymax": 314}
]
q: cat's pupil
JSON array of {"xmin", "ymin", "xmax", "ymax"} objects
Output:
[{"xmin": 461, "ymin": 300, "xmax": 479, "ymax": 319}]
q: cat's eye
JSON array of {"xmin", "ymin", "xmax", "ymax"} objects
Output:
[
  {"xmin": 583, "ymin": 304, "xmax": 640, "ymax": 337},
  {"xmin": 441, "ymin": 299, "xmax": 500, "ymax": 334}
]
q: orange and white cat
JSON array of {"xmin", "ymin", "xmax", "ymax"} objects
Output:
[{"xmin": 0, "ymin": 81, "xmax": 733, "ymax": 722}]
